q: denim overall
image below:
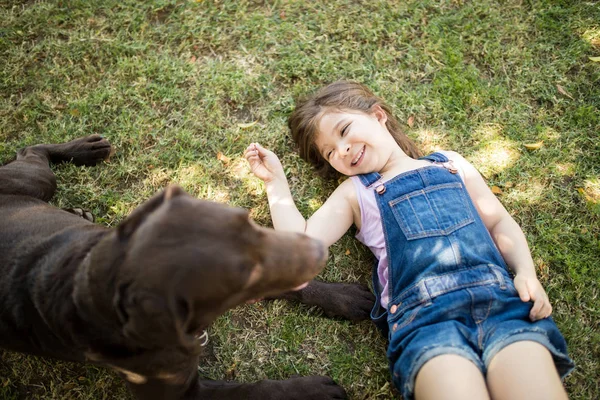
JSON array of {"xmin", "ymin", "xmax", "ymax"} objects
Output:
[{"xmin": 356, "ymin": 152, "xmax": 574, "ymax": 399}]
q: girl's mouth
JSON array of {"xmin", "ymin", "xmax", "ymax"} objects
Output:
[{"xmin": 351, "ymin": 146, "xmax": 365, "ymax": 167}]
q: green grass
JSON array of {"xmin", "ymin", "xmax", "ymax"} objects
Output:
[{"xmin": 1, "ymin": 0, "xmax": 599, "ymax": 398}]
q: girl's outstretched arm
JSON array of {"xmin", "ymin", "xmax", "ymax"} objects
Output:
[
  {"xmin": 244, "ymin": 143, "xmax": 354, "ymax": 247},
  {"xmin": 447, "ymin": 151, "xmax": 552, "ymax": 322}
]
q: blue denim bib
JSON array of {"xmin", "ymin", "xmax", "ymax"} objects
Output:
[
  {"xmin": 358, "ymin": 152, "xmax": 510, "ymax": 333},
  {"xmin": 357, "ymin": 153, "xmax": 573, "ymax": 399}
]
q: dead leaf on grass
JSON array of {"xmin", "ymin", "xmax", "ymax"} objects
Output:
[
  {"xmin": 216, "ymin": 152, "xmax": 230, "ymax": 164},
  {"xmin": 577, "ymin": 187, "xmax": 597, "ymax": 203},
  {"xmin": 237, "ymin": 121, "xmax": 257, "ymax": 129},
  {"xmin": 407, "ymin": 115, "xmax": 415, "ymax": 128},
  {"xmin": 524, "ymin": 141, "xmax": 544, "ymax": 151},
  {"xmin": 491, "ymin": 186, "xmax": 503, "ymax": 195},
  {"xmin": 556, "ymin": 84, "xmax": 574, "ymax": 100}
]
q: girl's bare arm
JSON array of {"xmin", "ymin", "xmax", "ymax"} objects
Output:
[
  {"xmin": 448, "ymin": 151, "xmax": 552, "ymax": 321},
  {"xmin": 245, "ymin": 143, "xmax": 354, "ymax": 247}
]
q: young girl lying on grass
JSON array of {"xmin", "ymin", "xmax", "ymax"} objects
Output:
[{"xmin": 244, "ymin": 81, "xmax": 574, "ymax": 400}]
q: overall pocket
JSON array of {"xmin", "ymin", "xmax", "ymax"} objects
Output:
[
  {"xmin": 390, "ymin": 182, "xmax": 474, "ymax": 240},
  {"xmin": 388, "ymin": 301, "xmax": 430, "ymax": 333}
]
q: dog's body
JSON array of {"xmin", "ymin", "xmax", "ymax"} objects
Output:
[{"xmin": 0, "ymin": 136, "xmax": 374, "ymax": 399}]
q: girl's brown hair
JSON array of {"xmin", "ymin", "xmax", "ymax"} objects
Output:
[{"xmin": 288, "ymin": 81, "xmax": 421, "ymax": 179}]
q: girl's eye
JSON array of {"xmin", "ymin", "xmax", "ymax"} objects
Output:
[
  {"xmin": 327, "ymin": 150, "xmax": 332, "ymax": 159},
  {"xmin": 341, "ymin": 123, "xmax": 350, "ymax": 137}
]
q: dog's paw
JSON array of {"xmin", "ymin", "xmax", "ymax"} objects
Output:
[
  {"xmin": 55, "ymin": 135, "xmax": 112, "ymax": 166},
  {"xmin": 64, "ymin": 207, "xmax": 94, "ymax": 222},
  {"xmin": 317, "ymin": 282, "xmax": 375, "ymax": 322}
]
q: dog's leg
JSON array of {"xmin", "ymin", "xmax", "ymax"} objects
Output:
[
  {"xmin": 268, "ymin": 280, "xmax": 376, "ymax": 322},
  {"xmin": 192, "ymin": 376, "xmax": 348, "ymax": 400},
  {"xmin": 123, "ymin": 363, "xmax": 347, "ymax": 400},
  {"xmin": 0, "ymin": 135, "xmax": 111, "ymax": 201}
]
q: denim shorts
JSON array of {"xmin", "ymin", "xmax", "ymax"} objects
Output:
[{"xmin": 386, "ymin": 264, "xmax": 575, "ymax": 400}]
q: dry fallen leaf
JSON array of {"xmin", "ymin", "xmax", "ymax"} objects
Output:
[
  {"xmin": 577, "ymin": 187, "xmax": 595, "ymax": 203},
  {"xmin": 504, "ymin": 181, "xmax": 514, "ymax": 188},
  {"xmin": 407, "ymin": 115, "xmax": 415, "ymax": 128},
  {"xmin": 556, "ymin": 84, "xmax": 574, "ymax": 100},
  {"xmin": 524, "ymin": 141, "xmax": 544, "ymax": 151},
  {"xmin": 237, "ymin": 121, "xmax": 257, "ymax": 129},
  {"xmin": 345, "ymin": 249, "xmax": 351, "ymax": 255},
  {"xmin": 589, "ymin": 56, "xmax": 600, "ymax": 62},
  {"xmin": 491, "ymin": 186, "xmax": 503, "ymax": 195},
  {"xmin": 216, "ymin": 152, "xmax": 230, "ymax": 164}
]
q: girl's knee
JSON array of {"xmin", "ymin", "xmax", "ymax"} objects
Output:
[
  {"xmin": 487, "ymin": 341, "xmax": 567, "ymax": 400},
  {"xmin": 414, "ymin": 354, "xmax": 489, "ymax": 400}
]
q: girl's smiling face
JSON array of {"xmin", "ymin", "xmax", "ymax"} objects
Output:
[{"xmin": 315, "ymin": 106, "xmax": 398, "ymax": 176}]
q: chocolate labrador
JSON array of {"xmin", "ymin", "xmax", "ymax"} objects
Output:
[{"xmin": 0, "ymin": 135, "xmax": 377, "ymax": 399}]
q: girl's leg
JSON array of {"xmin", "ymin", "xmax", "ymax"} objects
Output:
[
  {"xmin": 414, "ymin": 354, "xmax": 490, "ymax": 400},
  {"xmin": 486, "ymin": 340, "xmax": 568, "ymax": 400}
]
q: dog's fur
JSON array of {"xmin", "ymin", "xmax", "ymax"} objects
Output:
[{"xmin": 0, "ymin": 136, "xmax": 379, "ymax": 399}]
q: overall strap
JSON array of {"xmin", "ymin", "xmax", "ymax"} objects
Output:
[
  {"xmin": 419, "ymin": 152, "xmax": 449, "ymax": 163},
  {"xmin": 356, "ymin": 172, "xmax": 383, "ymax": 188}
]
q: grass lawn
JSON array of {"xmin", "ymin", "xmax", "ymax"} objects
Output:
[{"xmin": 1, "ymin": 0, "xmax": 598, "ymax": 398}]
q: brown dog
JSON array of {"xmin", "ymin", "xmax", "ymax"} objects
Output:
[{"xmin": 0, "ymin": 135, "xmax": 350, "ymax": 399}]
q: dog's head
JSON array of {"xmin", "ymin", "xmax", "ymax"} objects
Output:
[{"xmin": 82, "ymin": 185, "xmax": 326, "ymax": 353}]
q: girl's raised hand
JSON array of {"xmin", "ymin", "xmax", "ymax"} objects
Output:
[
  {"xmin": 513, "ymin": 274, "xmax": 553, "ymax": 321},
  {"xmin": 244, "ymin": 143, "xmax": 284, "ymax": 183}
]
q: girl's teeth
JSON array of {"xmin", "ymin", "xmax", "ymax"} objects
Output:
[{"xmin": 352, "ymin": 148, "xmax": 363, "ymax": 165}]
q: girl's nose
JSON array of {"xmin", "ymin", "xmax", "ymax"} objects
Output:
[{"xmin": 337, "ymin": 142, "xmax": 351, "ymax": 157}]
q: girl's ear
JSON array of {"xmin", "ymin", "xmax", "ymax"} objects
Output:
[{"xmin": 372, "ymin": 104, "xmax": 388, "ymax": 125}]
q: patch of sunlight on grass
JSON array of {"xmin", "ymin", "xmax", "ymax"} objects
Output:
[
  {"xmin": 199, "ymin": 184, "xmax": 231, "ymax": 203},
  {"xmin": 173, "ymin": 165, "xmax": 205, "ymax": 190},
  {"xmin": 580, "ymin": 178, "xmax": 600, "ymax": 203},
  {"xmin": 169, "ymin": 165, "xmax": 231, "ymax": 202},
  {"xmin": 505, "ymin": 180, "xmax": 546, "ymax": 204},
  {"xmin": 582, "ymin": 27, "xmax": 600, "ymax": 47},
  {"xmin": 415, "ymin": 128, "xmax": 451, "ymax": 153},
  {"xmin": 539, "ymin": 126, "xmax": 560, "ymax": 141},
  {"xmin": 243, "ymin": 177, "xmax": 266, "ymax": 197},
  {"xmin": 143, "ymin": 166, "xmax": 173, "ymax": 188},
  {"xmin": 554, "ymin": 162, "xmax": 576, "ymax": 176},
  {"xmin": 234, "ymin": 54, "xmax": 261, "ymax": 78},
  {"xmin": 229, "ymin": 157, "xmax": 252, "ymax": 180},
  {"xmin": 308, "ymin": 197, "xmax": 323, "ymax": 213},
  {"xmin": 472, "ymin": 123, "xmax": 503, "ymax": 141},
  {"xmin": 579, "ymin": 178, "xmax": 600, "ymax": 216},
  {"xmin": 109, "ymin": 198, "xmax": 137, "ymax": 220},
  {"xmin": 470, "ymin": 139, "xmax": 520, "ymax": 176}
]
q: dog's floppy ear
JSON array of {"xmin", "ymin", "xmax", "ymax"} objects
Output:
[{"xmin": 117, "ymin": 185, "xmax": 186, "ymax": 239}]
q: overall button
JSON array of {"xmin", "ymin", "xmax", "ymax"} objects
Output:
[
  {"xmin": 390, "ymin": 304, "xmax": 398, "ymax": 314},
  {"xmin": 392, "ymin": 323, "xmax": 398, "ymax": 332},
  {"xmin": 375, "ymin": 184, "xmax": 386, "ymax": 194}
]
